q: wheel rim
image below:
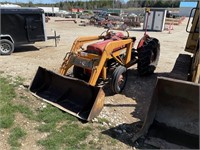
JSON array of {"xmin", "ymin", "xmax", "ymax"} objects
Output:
[
  {"xmin": 117, "ymin": 73, "xmax": 126, "ymax": 90},
  {"xmin": 1, "ymin": 43, "xmax": 12, "ymax": 53}
]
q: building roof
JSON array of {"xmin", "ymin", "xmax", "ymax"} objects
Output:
[
  {"xmin": 0, "ymin": 4, "xmax": 21, "ymax": 7},
  {"xmin": 0, "ymin": 7, "xmax": 44, "ymax": 14},
  {"xmin": 180, "ymin": 2, "xmax": 197, "ymax": 8}
]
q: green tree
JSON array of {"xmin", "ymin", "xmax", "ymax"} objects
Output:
[
  {"xmin": 28, "ymin": 1, "xmax": 33, "ymax": 7},
  {"xmin": 59, "ymin": 2, "xmax": 64, "ymax": 9},
  {"xmin": 154, "ymin": 0, "xmax": 164, "ymax": 7}
]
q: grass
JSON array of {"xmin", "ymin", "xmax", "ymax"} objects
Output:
[
  {"xmin": 0, "ymin": 114, "xmax": 15, "ymax": 129},
  {"xmin": 35, "ymin": 104, "xmax": 93, "ymax": 149},
  {"xmin": 36, "ymin": 122, "xmax": 56, "ymax": 132},
  {"xmin": 35, "ymin": 104, "xmax": 77, "ymax": 123},
  {"xmin": 13, "ymin": 76, "xmax": 25, "ymax": 87},
  {"xmin": 0, "ymin": 74, "xmax": 117, "ymax": 149},
  {"xmin": 98, "ymin": 117, "xmax": 110, "ymax": 124},
  {"xmin": 0, "ymin": 76, "xmax": 32, "ymax": 149},
  {"xmin": 0, "ymin": 77, "xmax": 16, "ymax": 128},
  {"xmin": 0, "ymin": 77, "xmax": 16, "ymax": 103},
  {"xmin": 19, "ymin": 95, "xmax": 28, "ymax": 100},
  {"xmin": 13, "ymin": 104, "xmax": 35, "ymax": 120},
  {"xmin": 38, "ymin": 124, "xmax": 92, "ymax": 150},
  {"xmin": 0, "ymin": 76, "xmax": 35, "ymax": 128},
  {"xmin": 8, "ymin": 126, "xmax": 27, "ymax": 147}
]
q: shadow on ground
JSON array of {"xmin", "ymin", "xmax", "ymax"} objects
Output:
[{"xmin": 14, "ymin": 45, "xmax": 39, "ymax": 53}]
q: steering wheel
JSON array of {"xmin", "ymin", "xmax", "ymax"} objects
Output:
[
  {"xmin": 124, "ymin": 30, "xmax": 130, "ymax": 38},
  {"xmin": 100, "ymin": 29, "xmax": 111, "ymax": 36},
  {"xmin": 100, "ymin": 29, "xmax": 130, "ymax": 39}
]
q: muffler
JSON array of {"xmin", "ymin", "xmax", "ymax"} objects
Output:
[
  {"xmin": 132, "ymin": 77, "xmax": 199, "ymax": 148},
  {"xmin": 29, "ymin": 66, "xmax": 105, "ymax": 121}
]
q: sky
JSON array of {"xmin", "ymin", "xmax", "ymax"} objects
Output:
[
  {"xmin": 0, "ymin": 0, "xmax": 129, "ymax": 4},
  {"xmin": 0, "ymin": 0, "xmax": 56, "ymax": 3}
]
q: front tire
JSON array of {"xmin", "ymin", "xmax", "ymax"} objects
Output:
[
  {"xmin": 0, "ymin": 39, "xmax": 14, "ymax": 55},
  {"xmin": 137, "ymin": 38, "xmax": 160, "ymax": 76},
  {"xmin": 110, "ymin": 65, "xmax": 127, "ymax": 94}
]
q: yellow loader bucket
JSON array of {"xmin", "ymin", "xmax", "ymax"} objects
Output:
[
  {"xmin": 132, "ymin": 77, "xmax": 199, "ymax": 149},
  {"xmin": 29, "ymin": 67, "xmax": 105, "ymax": 121}
]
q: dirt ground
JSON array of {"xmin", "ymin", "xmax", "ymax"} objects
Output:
[{"xmin": 0, "ymin": 17, "xmax": 191, "ymax": 149}]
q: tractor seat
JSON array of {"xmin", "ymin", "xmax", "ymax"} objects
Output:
[{"xmin": 86, "ymin": 32, "xmax": 125, "ymax": 55}]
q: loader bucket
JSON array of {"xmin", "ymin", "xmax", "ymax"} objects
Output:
[
  {"xmin": 132, "ymin": 77, "xmax": 199, "ymax": 149},
  {"xmin": 29, "ymin": 66, "xmax": 105, "ymax": 121}
]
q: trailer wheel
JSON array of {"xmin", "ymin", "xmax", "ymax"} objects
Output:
[
  {"xmin": 0, "ymin": 39, "xmax": 14, "ymax": 55},
  {"xmin": 73, "ymin": 66, "xmax": 89, "ymax": 82},
  {"xmin": 110, "ymin": 65, "xmax": 127, "ymax": 94},
  {"xmin": 137, "ymin": 38, "xmax": 160, "ymax": 76}
]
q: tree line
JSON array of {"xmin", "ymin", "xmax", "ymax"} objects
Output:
[{"xmin": 1, "ymin": 0, "xmax": 198, "ymax": 10}]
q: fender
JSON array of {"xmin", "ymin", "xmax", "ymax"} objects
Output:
[
  {"xmin": 0, "ymin": 34, "xmax": 14, "ymax": 43},
  {"xmin": 137, "ymin": 34, "xmax": 150, "ymax": 49}
]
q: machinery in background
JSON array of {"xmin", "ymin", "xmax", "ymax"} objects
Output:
[{"xmin": 132, "ymin": 3, "xmax": 199, "ymax": 149}]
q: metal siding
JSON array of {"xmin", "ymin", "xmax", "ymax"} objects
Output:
[{"xmin": 153, "ymin": 11, "xmax": 164, "ymax": 31}]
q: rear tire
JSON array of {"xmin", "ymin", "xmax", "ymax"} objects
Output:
[
  {"xmin": 110, "ymin": 65, "xmax": 127, "ymax": 94},
  {"xmin": 137, "ymin": 38, "xmax": 160, "ymax": 76},
  {"xmin": 0, "ymin": 39, "xmax": 14, "ymax": 55}
]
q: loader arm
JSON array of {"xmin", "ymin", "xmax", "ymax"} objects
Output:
[
  {"xmin": 185, "ymin": 3, "xmax": 199, "ymax": 54},
  {"xmin": 185, "ymin": 2, "xmax": 199, "ymax": 83},
  {"xmin": 70, "ymin": 36, "xmax": 103, "ymax": 53},
  {"xmin": 60, "ymin": 36, "xmax": 103, "ymax": 75},
  {"xmin": 89, "ymin": 39, "xmax": 133, "ymax": 86}
]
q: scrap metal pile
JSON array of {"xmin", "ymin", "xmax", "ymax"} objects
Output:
[{"xmin": 79, "ymin": 12, "xmax": 142, "ymax": 30}]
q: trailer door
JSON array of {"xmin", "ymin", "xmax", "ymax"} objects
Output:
[{"xmin": 26, "ymin": 15, "xmax": 45, "ymax": 42}]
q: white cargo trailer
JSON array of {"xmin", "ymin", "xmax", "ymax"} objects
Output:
[
  {"xmin": 143, "ymin": 8, "xmax": 167, "ymax": 32},
  {"xmin": 38, "ymin": 7, "xmax": 59, "ymax": 16}
]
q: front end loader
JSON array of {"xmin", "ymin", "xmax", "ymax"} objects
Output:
[
  {"xmin": 29, "ymin": 29, "xmax": 160, "ymax": 121},
  {"xmin": 132, "ymin": 3, "xmax": 199, "ymax": 149}
]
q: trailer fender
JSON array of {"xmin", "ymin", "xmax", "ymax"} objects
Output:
[{"xmin": 0, "ymin": 34, "xmax": 14, "ymax": 44}]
